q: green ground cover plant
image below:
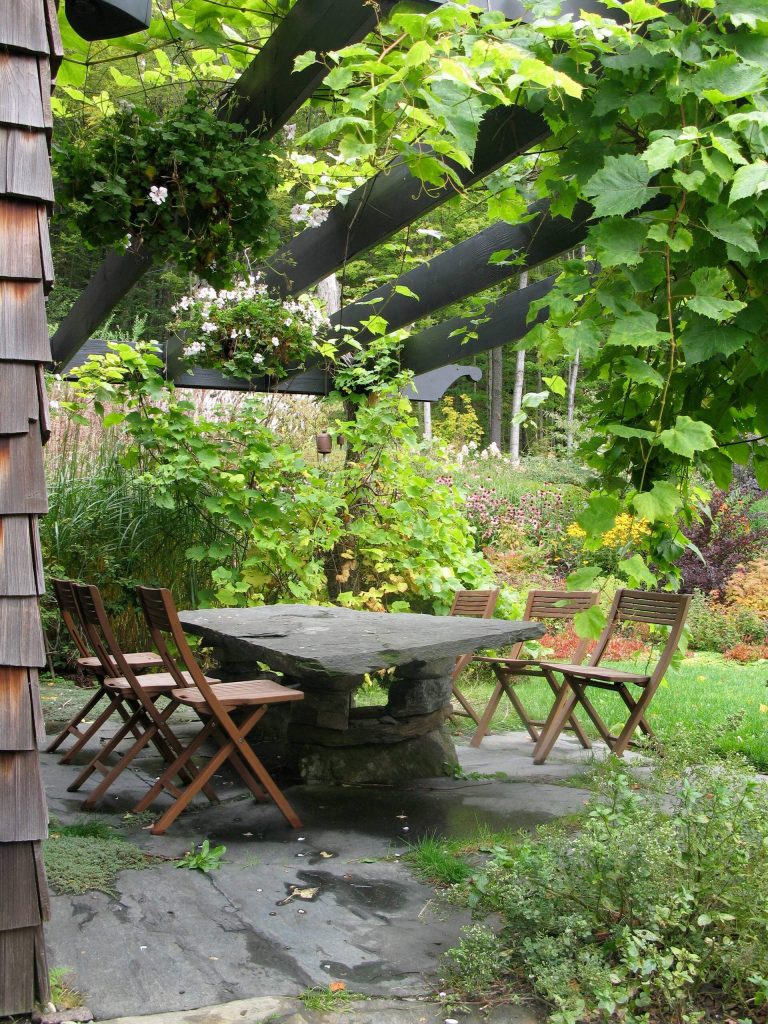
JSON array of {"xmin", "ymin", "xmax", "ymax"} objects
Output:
[
  {"xmin": 44, "ymin": 820, "xmax": 156, "ymax": 896},
  {"xmin": 443, "ymin": 752, "xmax": 768, "ymax": 1023}
]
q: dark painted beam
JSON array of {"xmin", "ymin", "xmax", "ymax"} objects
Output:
[
  {"xmin": 50, "ymin": 0, "xmax": 382, "ymax": 369},
  {"xmin": 400, "ymin": 275, "xmax": 555, "ymax": 376},
  {"xmin": 262, "ymin": 105, "xmax": 549, "ymax": 296},
  {"xmin": 219, "ymin": 0, "xmax": 386, "ymax": 133},
  {"xmin": 331, "ymin": 199, "xmax": 590, "ymax": 340}
]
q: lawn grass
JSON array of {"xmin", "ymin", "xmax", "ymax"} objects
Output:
[
  {"xmin": 450, "ymin": 652, "xmax": 768, "ymax": 770},
  {"xmin": 357, "ymin": 652, "xmax": 768, "ymax": 770}
]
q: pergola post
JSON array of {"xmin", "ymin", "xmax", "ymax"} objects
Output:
[{"xmin": 0, "ymin": 0, "xmax": 60, "ymax": 1013}]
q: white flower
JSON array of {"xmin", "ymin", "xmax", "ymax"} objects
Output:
[
  {"xmin": 253, "ymin": 353, "xmax": 264, "ymax": 364},
  {"xmin": 284, "ymin": 123, "xmax": 296, "ymax": 141},
  {"xmin": 149, "ymin": 185, "xmax": 168, "ymax": 205},
  {"xmin": 307, "ymin": 208, "xmax": 330, "ymax": 228},
  {"xmin": 183, "ymin": 341, "xmax": 205, "ymax": 357},
  {"xmin": 49, "ymin": 400, "xmax": 60, "ymax": 410},
  {"xmin": 291, "ymin": 152, "xmax": 314, "ymax": 166},
  {"xmin": 201, "ymin": 321, "xmax": 217, "ymax": 334},
  {"xmin": 272, "ymin": 338, "xmax": 281, "ymax": 347},
  {"xmin": 123, "ymin": 234, "xmax": 132, "ymax": 249},
  {"xmin": 417, "ymin": 228, "xmax": 443, "ymax": 239},
  {"xmin": 290, "ymin": 203, "xmax": 310, "ymax": 223}
]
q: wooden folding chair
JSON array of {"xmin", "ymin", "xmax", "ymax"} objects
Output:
[
  {"xmin": 470, "ymin": 589, "xmax": 598, "ymax": 748},
  {"xmin": 448, "ymin": 588, "xmax": 500, "ymax": 726},
  {"xmin": 532, "ymin": 589, "xmax": 692, "ymax": 764},
  {"xmin": 45, "ymin": 579, "xmax": 163, "ymax": 763},
  {"xmin": 133, "ymin": 587, "xmax": 305, "ymax": 836},
  {"xmin": 66, "ymin": 583, "xmax": 219, "ymax": 811}
]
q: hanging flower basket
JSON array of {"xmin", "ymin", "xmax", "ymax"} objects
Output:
[{"xmin": 172, "ymin": 276, "xmax": 331, "ymax": 381}]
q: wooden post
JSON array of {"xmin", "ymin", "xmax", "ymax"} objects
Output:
[{"xmin": 0, "ymin": 0, "xmax": 59, "ymax": 1012}]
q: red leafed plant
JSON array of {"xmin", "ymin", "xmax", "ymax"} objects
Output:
[{"xmin": 723, "ymin": 643, "xmax": 768, "ymax": 664}]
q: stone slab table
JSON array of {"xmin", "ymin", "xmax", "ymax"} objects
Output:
[{"xmin": 179, "ymin": 604, "xmax": 544, "ymax": 783}]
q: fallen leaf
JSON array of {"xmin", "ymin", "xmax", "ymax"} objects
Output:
[
  {"xmin": 276, "ymin": 885, "xmax": 320, "ymax": 906},
  {"xmin": 319, "ymin": 851, "xmax": 334, "ymax": 859},
  {"xmin": 329, "ymin": 981, "xmax": 346, "ymax": 992}
]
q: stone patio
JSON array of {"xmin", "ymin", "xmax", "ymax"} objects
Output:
[{"xmin": 40, "ymin": 728, "xmax": 609, "ymax": 1024}]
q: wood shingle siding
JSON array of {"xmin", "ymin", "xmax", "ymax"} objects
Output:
[
  {"xmin": 0, "ymin": 516, "xmax": 40, "ymax": 596},
  {"xmin": 0, "ymin": 281, "xmax": 51, "ymax": 361},
  {"xmin": 0, "ymin": 750, "xmax": 48, "ymax": 842},
  {"xmin": 0, "ymin": 1, "xmax": 51, "ymax": 57},
  {"xmin": 0, "ymin": 201, "xmax": 54, "ymax": 282},
  {"xmin": 0, "ymin": 430, "xmax": 49, "ymax": 514},
  {"xmin": 0, "ymin": 54, "xmax": 52, "ymax": 133},
  {"xmin": 0, "ymin": 128, "xmax": 54, "ymax": 204},
  {"xmin": 0, "ymin": 363, "xmax": 41, "ymax": 434},
  {"xmin": 0, "ymin": 598, "xmax": 46, "ymax": 667},
  {"xmin": 0, "ymin": 842, "xmax": 48, "ymax": 930},
  {"xmin": 0, "ymin": 668, "xmax": 45, "ymax": 751},
  {"xmin": 0, "ymin": 0, "xmax": 52, "ymax": 1011}
]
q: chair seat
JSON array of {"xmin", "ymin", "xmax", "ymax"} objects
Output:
[
  {"xmin": 172, "ymin": 679, "xmax": 305, "ymax": 710},
  {"xmin": 539, "ymin": 663, "xmax": 651, "ymax": 685},
  {"xmin": 476, "ymin": 656, "xmax": 546, "ymax": 672},
  {"xmin": 78, "ymin": 651, "xmax": 164, "ymax": 672},
  {"xmin": 105, "ymin": 670, "xmax": 215, "ymax": 695}
]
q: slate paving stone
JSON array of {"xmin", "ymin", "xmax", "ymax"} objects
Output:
[{"xmin": 40, "ymin": 729, "xmax": 609, "ymax": 1022}]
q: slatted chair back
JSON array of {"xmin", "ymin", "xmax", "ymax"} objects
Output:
[
  {"xmin": 137, "ymin": 586, "xmax": 229, "ymax": 719},
  {"xmin": 524, "ymin": 589, "xmax": 598, "ymax": 663},
  {"xmin": 588, "ymin": 589, "xmax": 691, "ymax": 682},
  {"xmin": 72, "ymin": 583, "xmax": 136, "ymax": 684},
  {"xmin": 52, "ymin": 578, "xmax": 90, "ymax": 660},
  {"xmin": 450, "ymin": 588, "xmax": 500, "ymax": 619}
]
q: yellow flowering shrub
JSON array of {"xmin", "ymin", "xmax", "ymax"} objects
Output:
[
  {"xmin": 724, "ymin": 558, "xmax": 768, "ymax": 618},
  {"xmin": 565, "ymin": 514, "xmax": 650, "ymax": 548}
]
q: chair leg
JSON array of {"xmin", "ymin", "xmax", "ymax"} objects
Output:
[
  {"xmin": 67, "ymin": 701, "xmax": 140, "ymax": 791},
  {"xmin": 59, "ymin": 692, "xmax": 142, "ymax": 764},
  {"xmin": 46, "ymin": 684, "xmax": 105, "ymax": 754},
  {"xmin": 532, "ymin": 670, "xmax": 579, "ymax": 764},
  {"xmin": 451, "ymin": 684, "xmax": 481, "ymax": 726},
  {"xmin": 80, "ymin": 708, "xmax": 162, "ymax": 809},
  {"xmin": 611, "ymin": 687, "xmax": 657, "ymax": 757},
  {"xmin": 469, "ymin": 679, "xmax": 505, "ymax": 747},
  {"xmin": 542, "ymin": 673, "xmax": 592, "ymax": 750},
  {"xmin": 615, "ymin": 683, "xmax": 654, "ymax": 740},
  {"xmin": 131, "ymin": 716, "xmax": 218, "ymax": 814}
]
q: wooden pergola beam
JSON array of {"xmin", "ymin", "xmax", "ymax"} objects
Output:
[
  {"xmin": 261, "ymin": 105, "xmax": 549, "ymax": 296},
  {"xmin": 400, "ymin": 275, "xmax": 555, "ymax": 375},
  {"xmin": 330, "ymin": 200, "xmax": 590, "ymax": 340}
]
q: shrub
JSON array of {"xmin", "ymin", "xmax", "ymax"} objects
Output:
[
  {"xmin": 452, "ymin": 756, "xmax": 768, "ymax": 1023},
  {"xmin": 723, "ymin": 643, "xmax": 768, "ymax": 664},
  {"xmin": 686, "ymin": 591, "xmax": 768, "ymax": 653},
  {"xmin": 724, "ymin": 557, "xmax": 768, "ymax": 618},
  {"xmin": 679, "ymin": 489, "xmax": 768, "ymax": 597}
]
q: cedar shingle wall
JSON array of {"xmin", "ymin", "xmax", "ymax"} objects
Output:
[{"xmin": 0, "ymin": 0, "xmax": 58, "ymax": 1012}]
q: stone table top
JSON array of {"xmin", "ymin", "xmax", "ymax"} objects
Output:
[{"xmin": 179, "ymin": 604, "xmax": 545, "ymax": 681}]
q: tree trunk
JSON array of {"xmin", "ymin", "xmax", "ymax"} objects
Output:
[
  {"xmin": 509, "ymin": 270, "xmax": 528, "ymax": 466},
  {"xmin": 566, "ymin": 349, "xmax": 580, "ymax": 452},
  {"xmin": 423, "ymin": 400, "xmax": 432, "ymax": 441},
  {"xmin": 488, "ymin": 345, "xmax": 503, "ymax": 447}
]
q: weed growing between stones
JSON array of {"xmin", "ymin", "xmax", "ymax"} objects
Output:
[
  {"xmin": 44, "ymin": 819, "xmax": 156, "ymax": 896},
  {"xmin": 298, "ymin": 986, "xmax": 367, "ymax": 1012},
  {"xmin": 48, "ymin": 967, "xmax": 85, "ymax": 1010},
  {"xmin": 441, "ymin": 751, "xmax": 768, "ymax": 1023}
]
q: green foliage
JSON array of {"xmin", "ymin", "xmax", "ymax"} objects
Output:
[
  {"xmin": 453, "ymin": 755, "xmax": 768, "ymax": 1022},
  {"xmin": 176, "ymin": 839, "xmax": 226, "ymax": 873},
  {"xmin": 298, "ymin": 986, "xmax": 366, "ymax": 1011},
  {"xmin": 686, "ymin": 592, "xmax": 768, "ymax": 653},
  {"xmin": 433, "ymin": 395, "xmax": 484, "ymax": 450},
  {"xmin": 48, "ymin": 967, "xmax": 85, "ymax": 1011},
  {"xmin": 63, "ymin": 342, "xmax": 496, "ymax": 613},
  {"xmin": 406, "ymin": 837, "xmax": 473, "ymax": 887},
  {"xmin": 53, "ymin": 91, "xmax": 277, "ymax": 287},
  {"xmin": 44, "ymin": 822, "xmax": 152, "ymax": 895}
]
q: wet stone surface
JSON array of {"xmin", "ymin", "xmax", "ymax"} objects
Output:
[{"xmin": 41, "ymin": 726, "xmax": 603, "ymax": 1021}]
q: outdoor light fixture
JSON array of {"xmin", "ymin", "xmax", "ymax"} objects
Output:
[
  {"xmin": 315, "ymin": 431, "xmax": 332, "ymax": 457},
  {"xmin": 64, "ymin": 0, "xmax": 151, "ymax": 41}
]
